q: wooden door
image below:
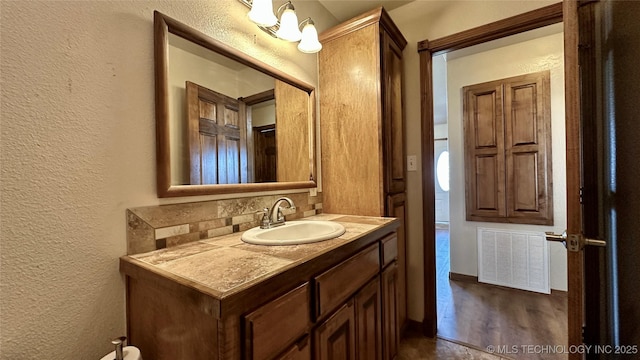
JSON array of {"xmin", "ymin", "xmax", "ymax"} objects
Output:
[
  {"xmin": 274, "ymin": 80, "xmax": 310, "ymax": 182},
  {"xmin": 381, "ymin": 263, "xmax": 399, "ymax": 360},
  {"xmin": 563, "ymin": 3, "xmax": 586, "ymax": 357},
  {"xmin": 314, "ymin": 301, "xmax": 356, "ymax": 360},
  {"xmin": 564, "ymin": 0, "xmax": 640, "ymax": 355},
  {"xmin": 355, "ymin": 278, "xmax": 382, "ymax": 360},
  {"xmin": 253, "ymin": 124, "xmax": 276, "ymax": 182},
  {"xmin": 186, "ymin": 81, "xmax": 248, "ymax": 185}
]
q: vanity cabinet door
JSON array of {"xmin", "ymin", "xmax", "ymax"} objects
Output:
[
  {"xmin": 275, "ymin": 335, "xmax": 311, "ymax": 360},
  {"xmin": 355, "ymin": 277, "xmax": 382, "ymax": 360},
  {"xmin": 244, "ymin": 283, "xmax": 310, "ymax": 360},
  {"xmin": 381, "ymin": 263, "xmax": 399, "ymax": 360},
  {"xmin": 382, "ymin": 30, "xmax": 406, "ymax": 195},
  {"xmin": 386, "ymin": 193, "xmax": 406, "ymax": 330},
  {"xmin": 314, "ymin": 301, "xmax": 356, "ymax": 360}
]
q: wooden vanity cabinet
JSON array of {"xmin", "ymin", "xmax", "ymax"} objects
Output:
[
  {"xmin": 122, "ymin": 225, "xmax": 399, "ymax": 360},
  {"xmin": 319, "ymin": 7, "xmax": 408, "ymax": 333}
]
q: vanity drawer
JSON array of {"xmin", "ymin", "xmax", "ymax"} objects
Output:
[
  {"xmin": 315, "ymin": 243, "xmax": 380, "ymax": 319},
  {"xmin": 244, "ymin": 282, "xmax": 310, "ymax": 360},
  {"xmin": 381, "ymin": 233, "xmax": 398, "ymax": 267}
]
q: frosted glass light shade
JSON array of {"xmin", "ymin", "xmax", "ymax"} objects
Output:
[
  {"xmin": 248, "ymin": 0, "xmax": 278, "ymax": 27},
  {"xmin": 298, "ymin": 22, "xmax": 322, "ymax": 53},
  {"xmin": 276, "ymin": 8, "xmax": 302, "ymax": 42}
]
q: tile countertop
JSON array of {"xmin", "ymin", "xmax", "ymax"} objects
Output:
[{"xmin": 120, "ymin": 214, "xmax": 398, "ymax": 302}]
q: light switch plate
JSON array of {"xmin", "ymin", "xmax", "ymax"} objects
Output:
[{"xmin": 407, "ymin": 155, "xmax": 417, "ymax": 171}]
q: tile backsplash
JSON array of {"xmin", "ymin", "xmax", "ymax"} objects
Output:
[{"xmin": 126, "ymin": 192, "xmax": 323, "ymax": 255}]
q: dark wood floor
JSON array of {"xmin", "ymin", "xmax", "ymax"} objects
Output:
[{"xmin": 435, "ymin": 229, "xmax": 568, "ymax": 360}]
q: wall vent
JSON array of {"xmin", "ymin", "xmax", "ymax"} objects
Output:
[{"xmin": 477, "ymin": 227, "xmax": 550, "ymax": 294}]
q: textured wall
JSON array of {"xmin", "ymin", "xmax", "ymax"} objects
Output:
[{"xmin": 0, "ymin": 1, "xmax": 331, "ymax": 358}]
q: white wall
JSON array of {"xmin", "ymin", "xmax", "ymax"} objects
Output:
[
  {"xmin": 388, "ymin": 0, "xmax": 558, "ymax": 321},
  {"xmin": 447, "ymin": 32, "xmax": 568, "ymax": 291},
  {"xmin": 0, "ymin": 1, "xmax": 336, "ymax": 358}
]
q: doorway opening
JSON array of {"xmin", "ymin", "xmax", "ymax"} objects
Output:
[{"xmin": 420, "ymin": 4, "xmax": 571, "ymax": 355}]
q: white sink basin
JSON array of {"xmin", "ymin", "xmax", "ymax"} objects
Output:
[{"xmin": 241, "ymin": 220, "xmax": 346, "ymax": 246}]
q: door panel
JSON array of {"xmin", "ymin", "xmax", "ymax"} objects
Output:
[
  {"xmin": 563, "ymin": 2, "xmax": 584, "ymax": 358},
  {"xmin": 355, "ymin": 278, "xmax": 382, "ymax": 360},
  {"xmin": 186, "ymin": 81, "xmax": 247, "ymax": 185},
  {"xmin": 315, "ymin": 301, "xmax": 356, "ymax": 360}
]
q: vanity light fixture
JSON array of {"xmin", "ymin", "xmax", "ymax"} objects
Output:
[
  {"xmin": 297, "ymin": 18, "xmax": 322, "ymax": 53},
  {"xmin": 239, "ymin": 0, "xmax": 322, "ymax": 53},
  {"xmin": 247, "ymin": 0, "xmax": 278, "ymax": 27},
  {"xmin": 275, "ymin": 2, "xmax": 302, "ymax": 42}
]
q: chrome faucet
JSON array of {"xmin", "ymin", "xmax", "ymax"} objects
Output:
[{"xmin": 260, "ymin": 197, "xmax": 296, "ymax": 228}]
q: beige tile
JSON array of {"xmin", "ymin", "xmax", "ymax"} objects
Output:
[
  {"xmin": 232, "ymin": 213, "xmax": 255, "ymax": 225},
  {"xmin": 166, "ymin": 232, "xmax": 200, "ymax": 248},
  {"xmin": 207, "ymin": 226, "xmax": 233, "ymax": 239},
  {"xmin": 133, "ymin": 242, "xmax": 220, "ymax": 265},
  {"xmin": 126, "ymin": 210, "xmax": 156, "ymax": 255},
  {"xmin": 232, "ymin": 237, "xmax": 351, "ymax": 261},
  {"xmin": 156, "ymin": 247, "xmax": 294, "ymax": 296},
  {"xmin": 197, "ymin": 218, "xmax": 227, "ymax": 232},
  {"xmin": 155, "ymin": 224, "xmax": 190, "ymax": 239},
  {"xmin": 202, "ymin": 233, "xmax": 244, "ymax": 246},
  {"xmin": 129, "ymin": 201, "xmax": 218, "ymax": 228}
]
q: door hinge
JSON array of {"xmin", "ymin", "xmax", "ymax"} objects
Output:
[{"xmin": 579, "ymin": 187, "xmax": 584, "ymax": 204}]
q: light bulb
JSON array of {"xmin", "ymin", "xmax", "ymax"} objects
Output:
[
  {"xmin": 276, "ymin": 7, "xmax": 301, "ymax": 42},
  {"xmin": 248, "ymin": 0, "xmax": 278, "ymax": 27},
  {"xmin": 298, "ymin": 21, "xmax": 322, "ymax": 53}
]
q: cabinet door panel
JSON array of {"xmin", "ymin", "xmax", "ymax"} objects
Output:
[
  {"xmin": 380, "ymin": 234, "xmax": 398, "ymax": 268},
  {"xmin": 355, "ymin": 277, "xmax": 382, "ymax": 360},
  {"xmin": 381, "ymin": 263, "xmax": 399, "ymax": 360},
  {"xmin": 245, "ymin": 283, "xmax": 310, "ymax": 360},
  {"xmin": 463, "ymin": 81, "xmax": 506, "ymax": 220},
  {"xmin": 315, "ymin": 301, "xmax": 356, "ymax": 360},
  {"xmin": 386, "ymin": 193, "xmax": 406, "ymax": 330},
  {"xmin": 276, "ymin": 335, "xmax": 311, "ymax": 360},
  {"xmin": 383, "ymin": 30, "xmax": 406, "ymax": 194},
  {"xmin": 504, "ymin": 72, "xmax": 553, "ymax": 224}
]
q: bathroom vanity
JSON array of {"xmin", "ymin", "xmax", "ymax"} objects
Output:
[{"xmin": 120, "ymin": 214, "xmax": 400, "ymax": 360}]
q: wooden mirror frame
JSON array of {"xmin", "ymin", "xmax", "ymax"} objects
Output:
[{"xmin": 154, "ymin": 11, "xmax": 317, "ymax": 197}]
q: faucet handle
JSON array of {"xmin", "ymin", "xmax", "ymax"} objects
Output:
[{"xmin": 259, "ymin": 208, "xmax": 270, "ymax": 228}]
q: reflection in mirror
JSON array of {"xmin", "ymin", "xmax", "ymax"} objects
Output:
[{"xmin": 155, "ymin": 11, "xmax": 316, "ymax": 197}]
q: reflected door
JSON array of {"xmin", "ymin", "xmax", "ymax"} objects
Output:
[{"xmin": 186, "ymin": 81, "xmax": 248, "ymax": 185}]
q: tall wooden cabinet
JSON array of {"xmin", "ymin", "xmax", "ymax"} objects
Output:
[{"xmin": 319, "ymin": 6, "xmax": 408, "ymax": 340}]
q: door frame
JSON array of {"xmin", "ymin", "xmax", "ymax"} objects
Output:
[{"xmin": 416, "ymin": 1, "xmax": 573, "ymax": 341}]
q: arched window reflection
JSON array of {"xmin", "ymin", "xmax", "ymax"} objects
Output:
[{"xmin": 436, "ymin": 151, "xmax": 449, "ymax": 192}]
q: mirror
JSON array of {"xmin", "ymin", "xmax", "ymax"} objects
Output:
[{"xmin": 154, "ymin": 11, "xmax": 317, "ymax": 197}]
